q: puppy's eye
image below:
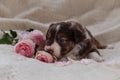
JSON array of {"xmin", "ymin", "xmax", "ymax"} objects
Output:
[{"xmin": 58, "ymin": 38, "xmax": 67, "ymax": 43}]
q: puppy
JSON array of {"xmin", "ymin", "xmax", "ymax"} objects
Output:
[{"xmin": 45, "ymin": 21, "xmax": 107, "ymax": 62}]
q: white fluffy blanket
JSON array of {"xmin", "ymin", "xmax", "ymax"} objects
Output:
[{"xmin": 0, "ymin": 0, "xmax": 120, "ymax": 80}]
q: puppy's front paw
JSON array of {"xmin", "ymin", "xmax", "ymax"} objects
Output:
[{"xmin": 58, "ymin": 57, "xmax": 68, "ymax": 62}]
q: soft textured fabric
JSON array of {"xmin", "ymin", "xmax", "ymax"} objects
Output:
[{"xmin": 0, "ymin": 0, "xmax": 120, "ymax": 80}]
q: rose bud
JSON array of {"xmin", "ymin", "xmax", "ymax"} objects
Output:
[
  {"xmin": 35, "ymin": 51, "xmax": 54, "ymax": 63},
  {"xmin": 14, "ymin": 39, "xmax": 35, "ymax": 57},
  {"xmin": 18, "ymin": 30, "xmax": 46, "ymax": 50}
]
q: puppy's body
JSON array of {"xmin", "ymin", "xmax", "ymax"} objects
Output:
[{"xmin": 45, "ymin": 21, "xmax": 106, "ymax": 62}]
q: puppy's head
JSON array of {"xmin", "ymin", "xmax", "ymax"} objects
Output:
[{"xmin": 45, "ymin": 21, "xmax": 86, "ymax": 59}]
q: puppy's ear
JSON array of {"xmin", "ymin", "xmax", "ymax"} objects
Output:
[
  {"xmin": 71, "ymin": 22, "xmax": 86, "ymax": 43},
  {"xmin": 47, "ymin": 23, "xmax": 57, "ymax": 32},
  {"xmin": 49, "ymin": 23, "xmax": 56, "ymax": 28},
  {"xmin": 46, "ymin": 23, "xmax": 56, "ymax": 37}
]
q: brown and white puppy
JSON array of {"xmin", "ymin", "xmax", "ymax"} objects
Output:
[{"xmin": 45, "ymin": 21, "xmax": 107, "ymax": 62}]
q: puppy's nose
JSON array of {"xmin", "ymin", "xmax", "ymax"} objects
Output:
[{"xmin": 46, "ymin": 48, "xmax": 54, "ymax": 54}]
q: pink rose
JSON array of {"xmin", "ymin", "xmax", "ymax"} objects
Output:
[
  {"xmin": 35, "ymin": 51, "xmax": 54, "ymax": 63},
  {"xmin": 14, "ymin": 39, "xmax": 35, "ymax": 57},
  {"xmin": 18, "ymin": 32, "xmax": 30, "ymax": 41},
  {"xmin": 18, "ymin": 30, "xmax": 46, "ymax": 50}
]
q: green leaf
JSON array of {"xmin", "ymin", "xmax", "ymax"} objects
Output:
[
  {"xmin": 0, "ymin": 32, "xmax": 13, "ymax": 44},
  {"xmin": 26, "ymin": 28, "xmax": 34, "ymax": 32},
  {"xmin": 10, "ymin": 30, "xmax": 17, "ymax": 38}
]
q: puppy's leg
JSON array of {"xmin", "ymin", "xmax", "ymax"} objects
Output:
[
  {"xmin": 86, "ymin": 28, "xmax": 107, "ymax": 49},
  {"xmin": 88, "ymin": 44, "xmax": 104, "ymax": 62},
  {"xmin": 88, "ymin": 51, "xmax": 104, "ymax": 62}
]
